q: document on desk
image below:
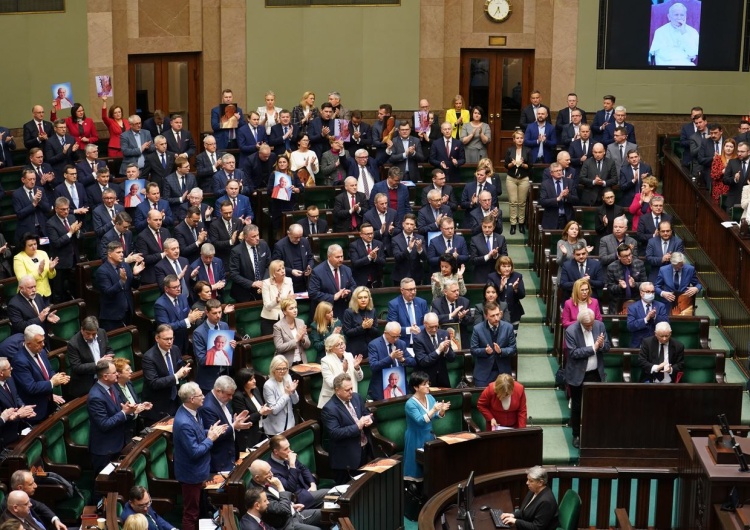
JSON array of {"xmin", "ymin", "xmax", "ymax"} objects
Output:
[{"xmin": 438, "ymin": 432, "xmax": 478, "ymax": 444}]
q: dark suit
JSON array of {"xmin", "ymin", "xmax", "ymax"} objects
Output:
[
  {"xmin": 177, "ymin": 201, "xmax": 212, "ymax": 225},
  {"xmin": 470, "ymin": 233, "xmax": 508, "ymax": 284},
  {"xmin": 344, "ymin": 121, "xmax": 374, "ymax": 157},
  {"xmin": 431, "ymin": 295, "xmax": 471, "ymax": 343},
  {"xmin": 100, "ymin": 227, "xmax": 133, "ymax": 261},
  {"xmin": 7, "ymin": 294, "xmax": 50, "ymax": 336},
  {"xmin": 154, "ymin": 293, "xmax": 192, "ymax": 354},
  {"xmin": 0, "ymin": 378, "xmax": 25, "ymax": 446},
  {"xmin": 568, "ymin": 138, "xmax": 594, "ymax": 170},
  {"xmin": 559, "ymin": 258, "xmax": 605, "ymax": 301},
  {"xmin": 132, "ymin": 228, "xmax": 169, "ymax": 285},
  {"xmin": 23, "ymin": 119, "xmax": 54, "ymax": 150},
  {"xmin": 602, "ymin": 121, "xmax": 636, "ymax": 146},
  {"xmin": 308, "ymin": 261, "xmax": 356, "ymax": 320},
  {"xmin": 636, "ymin": 212, "xmax": 673, "ymax": 253},
  {"xmin": 391, "ymin": 232, "xmax": 427, "ymax": 286},
  {"xmin": 247, "ymin": 479, "xmax": 321, "ymax": 530},
  {"xmin": 142, "ymin": 117, "xmax": 171, "ymax": 140},
  {"xmin": 211, "ymin": 105, "xmax": 244, "ymax": 150},
  {"xmin": 212, "ymin": 168, "xmax": 254, "ymax": 197},
  {"xmin": 413, "ymin": 329, "xmax": 455, "ymax": 388},
  {"xmin": 388, "ymin": 136, "xmax": 424, "ymax": 181},
  {"xmin": 605, "ymin": 258, "xmax": 647, "ymax": 313},
  {"xmin": 387, "ymin": 296, "xmax": 429, "ymax": 343},
  {"xmin": 369, "ymin": 181, "xmax": 410, "ymax": 224},
  {"xmin": 87, "ymin": 182, "xmax": 123, "ymax": 207},
  {"xmin": 47, "ymin": 213, "xmax": 79, "ymax": 302},
  {"xmin": 596, "ymin": 203, "xmax": 627, "ymax": 236},
  {"xmin": 271, "ymin": 236, "xmax": 314, "ymax": 293},
  {"xmin": 346, "ymin": 158, "xmax": 381, "ymax": 186},
  {"xmin": 307, "ymin": 116, "xmax": 336, "ymax": 160},
  {"xmin": 416, "ymin": 204, "xmax": 452, "ymax": 236},
  {"xmin": 519, "ymin": 104, "xmax": 550, "ymax": 132},
  {"xmin": 163, "ymin": 172, "xmax": 199, "ymax": 218},
  {"xmin": 215, "ymin": 193, "xmax": 254, "ymax": 221},
  {"xmin": 244, "ymin": 151, "xmax": 278, "ymax": 191},
  {"xmin": 66, "ymin": 328, "xmax": 113, "ymax": 398},
  {"xmin": 133, "ymin": 199, "xmax": 174, "ymax": 232},
  {"xmin": 228, "ymin": 241, "xmax": 271, "ymax": 302},
  {"xmin": 199, "ymin": 391, "xmax": 237, "ymax": 472},
  {"xmin": 637, "ymin": 336, "xmax": 685, "ymax": 383},
  {"xmin": 268, "ymin": 122, "xmax": 299, "ymax": 155},
  {"xmin": 470, "ymin": 320, "xmax": 516, "ymax": 387},
  {"xmin": 723, "ymin": 158, "xmax": 750, "ymax": 210},
  {"xmin": 679, "ymin": 122, "xmax": 698, "ymax": 167},
  {"xmin": 579, "ymin": 157, "xmax": 618, "ymax": 206},
  {"xmin": 142, "ymin": 151, "xmax": 176, "ymax": 192},
  {"xmin": 429, "ymin": 138, "xmax": 466, "ymax": 182},
  {"xmin": 88, "ymin": 381, "xmax": 129, "ymax": 472},
  {"xmin": 269, "ymin": 456, "xmax": 326, "ymax": 510},
  {"xmin": 164, "ymin": 129, "xmax": 196, "ymax": 157},
  {"xmin": 301, "ymin": 218, "xmax": 328, "ymax": 237},
  {"xmin": 645, "ymin": 236, "xmax": 685, "ymax": 282},
  {"xmin": 362, "ymin": 207, "xmax": 400, "ymax": 255},
  {"xmin": 0, "ymin": 128, "xmax": 14, "ymax": 168},
  {"xmin": 189, "ymin": 257, "xmax": 226, "ymax": 299},
  {"xmin": 208, "ymin": 216, "xmax": 242, "ymax": 263},
  {"xmin": 618, "ymin": 162, "xmax": 653, "ymax": 208},
  {"xmin": 460, "ymin": 180, "xmax": 498, "ymax": 212},
  {"xmin": 141, "ymin": 344, "xmax": 185, "ymax": 423},
  {"xmin": 427, "ymin": 234, "xmax": 469, "ymax": 272},
  {"xmin": 192, "ymin": 319, "xmax": 231, "ymax": 392},
  {"xmin": 92, "ymin": 203, "xmax": 124, "ymax": 238},
  {"xmin": 591, "ymin": 109, "xmax": 612, "ymax": 141},
  {"xmin": 348, "ymin": 238, "xmax": 385, "ymax": 287},
  {"xmin": 173, "ymin": 220, "xmax": 206, "ymax": 265},
  {"xmin": 320, "ymin": 393, "xmax": 374, "ymax": 483},
  {"xmin": 75, "ymin": 159, "xmax": 108, "ymax": 187},
  {"xmin": 12, "ymin": 186, "xmax": 50, "ymax": 242},
  {"xmin": 11, "ymin": 345, "xmax": 57, "ymax": 423},
  {"xmin": 523, "ymin": 122, "xmax": 557, "ymax": 163},
  {"xmin": 466, "ymin": 208, "xmax": 503, "ymax": 236},
  {"xmin": 655, "ymin": 263, "xmax": 702, "ymax": 300},
  {"xmin": 43, "ymin": 134, "xmax": 77, "ymax": 179},
  {"xmin": 367, "ymin": 336, "xmax": 416, "ymax": 401},
  {"xmin": 195, "ymin": 150, "xmax": 225, "ymax": 192},
  {"xmin": 231, "ymin": 388, "xmax": 265, "ymax": 451},
  {"xmin": 627, "ymin": 300, "xmax": 669, "ymax": 348},
  {"xmin": 514, "ymin": 487, "xmax": 560, "ymax": 530},
  {"xmin": 332, "ymin": 191, "xmax": 368, "ymax": 232},
  {"xmin": 95, "ymin": 260, "xmax": 140, "ymax": 330},
  {"xmin": 236, "ymin": 124, "xmax": 268, "ymax": 165},
  {"xmin": 421, "ymin": 184, "xmax": 457, "ymax": 211}
]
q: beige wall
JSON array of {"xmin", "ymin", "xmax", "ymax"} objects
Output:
[
  {"xmin": 575, "ymin": 0, "xmax": 750, "ymax": 115},
  {"xmin": 0, "ymin": 2, "xmax": 90, "ymax": 125},
  {"xmin": 245, "ymin": 2, "xmax": 419, "ymax": 112}
]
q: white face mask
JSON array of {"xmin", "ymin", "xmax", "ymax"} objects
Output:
[{"xmin": 643, "ymin": 293, "xmax": 655, "ymax": 303}]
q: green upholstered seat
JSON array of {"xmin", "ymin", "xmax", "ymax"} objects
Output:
[
  {"xmin": 311, "ymin": 234, "xmax": 354, "ymax": 261},
  {"xmin": 603, "ymin": 353, "xmax": 625, "ymax": 383},
  {"xmin": 469, "ymin": 391, "xmax": 487, "ymax": 431},
  {"xmin": 49, "ymin": 300, "xmax": 85, "ymax": 348},
  {"xmin": 0, "ymin": 319, "xmax": 12, "ymax": 343},
  {"xmin": 680, "ymin": 354, "xmax": 720, "ymax": 383},
  {"xmin": 447, "ymin": 354, "xmax": 467, "ymax": 388},
  {"xmin": 249, "ymin": 338, "xmax": 277, "ymax": 376},
  {"xmin": 371, "ymin": 399, "xmax": 408, "ymax": 455},
  {"xmin": 302, "ymin": 188, "xmax": 337, "ymax": 209},
  {"xmin": 557, "ymin": 489, "xmax": 581, "ymax": 530},
  {"xmin": 65, "ymin": 404, "xmax": 90, "ymax": 449},
  {"xmin": 430, "ymin": 392, "xmax": 466, "ymax": 437},
  {"xmin": 233, "ymin": 302, "xmax": 264, "ymax": 339},
  {"xmin": 109, "ymin": 329, "xmax": 136, "ymax": 365}
]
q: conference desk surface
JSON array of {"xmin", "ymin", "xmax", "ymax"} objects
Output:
[{"xmin": 433, "ymin": 489, "xmax": 512, "ymax": 530}]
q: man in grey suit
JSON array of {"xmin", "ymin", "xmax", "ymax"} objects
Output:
[
  {"xmin": 597, "ymin": 216, "xmax": 637, "ymax": 268},
  {"xmin": 119, "ymin": 115, "xmax": 154, "ymax": 175},
  {"xmin": 387, "ymin": 122, "xmax": 424, "ymax": 182},
  {"xmin": 605, "ymin": 126, "xmax": 637, "ymax": 175},
  {"xmin": 565, "ymin": 308, "xmax": 609, "ymax": 448}
]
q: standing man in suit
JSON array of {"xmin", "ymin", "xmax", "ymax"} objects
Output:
[
  {"xmin": 92, "ymin": 190, "xmax": 124, "ymax": 239},
  {"xmin": 558, "ymin": 97, "xmax": 587, "ymax": 141},
  {"xmin": 579, "ymin": 143, "xmax": 618, "ymax": 206},
  {"xmin": 470, "ymin": 303, "xmax": 517, "ymax": 387},
  {"xmin": 348, "ymin": 223, "xmax": 386, "ymax": 288},
  {"xmin": 413, "ymin": 313, "xmax": 455, "ymax": 389},
  {"xmin": 369, "ymin": 167, "xmax": 410, "ymax": 224},
  {"xmin": 636, "ymin": 196, "xmax": 671, "ymax": 254},
  {"xmin": 75, "ymin": 144, "xmax": 107, "ymax": 187},
  {"xmin": 470, "ymin": 217, "xmax": 509, "ymax": 284},
  {"xmin": 119, "ymin": 115, "xmax": 154, "ymax": 175},
  {"xmin": 237, "ymin": 111, "xmax": 268, "ymax": 166},
  {"xmin": 461, "ymin": 166, "xmax": 499, "ymax": 213},
  {"xmin": 619, "ymin": 150, "xmax": 653, "ymax": 208},
  {"xmin": 321, "ymin": 373, "xmax": 374, "ymax": 485},
  {"xmin": 392, "ymin": 215, "xmax": 427, "ymax": 286},
  {"xmin": 427, "ymin": 217, "xmax": 469, "ymax": 273},
  {"xmin": 344, "ymin": 110, "xmax": 372, "ymax": 157},
  {"xmin": 244, "ymin": 145, "xmax": 277, "ymax": 192},
  {"xmin": 154, "ymin": 274, "xmax": 204, "ymax": 355},
  {"xmin": 538, "ymin": 163, "xmax": 579, "ymax": 229},
  {"xmin": 308, "ymin": 244, "xmax": 355, "ymax": 320},
  {"xmin": 88, "ymin": 359, "xmax": 139, "ymax": 474},
  {"xmin": 44, "ymin": 120, "xmax": 78, "ymax": 180},
  {"xmin": 645, "ymin": 221, "xmax": 685, "ymax": 283},
  {"xmin": 173, "ymin": 382, "xmax": 227, "ymax": 530},
  {"xmin": 362, "ymin": 193, "xmax": 400, "ymax": 256},
  {"xmin": 13, "ymin": 169, "xmax": 51, "ymax": 243},
  {"xmin": 268, "ymin": 110, "xmax": 298, "ymax": 156},
  {"xmin": 386, "ymin": 277, "xmax": 428, "ymax": 344},
  {"xmin": 163, "ymin": 158, "xmax": 198, "ymax": 219},
  {"xmin": 307, "ymin": 103, "xmax": 335, "ymax": 160},
  {"xmin": 590, "ymin": 95, "xmax": 616, "ymax": 142},
  {"xmin": 143, "ymin": 111, "xmax": 170, "ymax": 139},
  {"xmin": 215, "ymin": 179, "xmax": 254, "ymax": 223},
  {"xmin": 626, "ymin": 282, "xmax": 669, "ymax": 348},
  {"xmin": 421, "ymin": 169, "xmax": 457, "ymax": 211},
  {"xmin": 371, "ymin": 104, "xmax": 398, "ymax": 163},
  {"xmin": 429, "ymin": 122, "xmax": 466, "ymax": 183},
  {"xmin": 332, "ymin": 177, "xmax": 368, "ymax": 233},
  {"xmin": 211, "ymin": 89, "xmax": 244, "ymax": 150},
  {"xmin": 23, "ymin": 105, "xmax": 54, "ymax": 150},
  {"xmin": 598, "ymin": 216, "xmax": 637, "ymax": 268},
  {"xmin": 271, "ymin": 224, "xmax": 314, "ymax": 293},
  {"xmin": 95, "ymin": 241, "xmax": 144, "ymax": 331},
  {"xmin": 346, "ymin": 148, "xmax": 380, "ymax": 200},
  {"xmin": 466, "ymin": 191, "xmax": 503, "ymax": 236},
  {"xmin": 723, "ymin": 141, "xmax": 750, "ymax": 212},
  {"xmin": 11, "ymin": 325, "xmax": 69, "ymax": 424},
  {"xmin": 196, "ymin": 135, "xmax": 224, "ymax": 192},
  {"xmin": 300, "ymin": 205, "xmax": 328, "ymax": 237},
  {"xmin": 268, "ymin": 434, "xmax": 329, "ymax": 510},
  {"xmin": 387, "ymin": 122, "xmax": 424, "ymax": 182},
  {"xmin": 0, "ymin": 124, "xmax": 15, "ymax": 169},
  {"xmin": 142, "ymin": 324, "xmax": 192, "ymax": 424},
  {"xmin": 25, "ymin": 147, "xmax": 56, "ymax": 193},
  {"xmin": 142, "ymin": 136, "xmax": 175, "ymax": 192},
  {"xmin": 66, "ymin": 316, "xmax": 114, "ymax": 399},
  {"xmin": 565, "ymin": 308, "xmax": 609, "ymax": 448},
  {"xmin": 698, "ymin": 123, "xmax": 726, "ymax": 191},
  {"xmin": 134, "ymin": 209, "xmax": 170, "ymax": 285},
  {"xmin": 133, "ymin": 182, "xmax": 174, "ymax": 232},
  {"xmin": 518, "ymin": 90, "xmax": 550, "ymax": 132},
  {"xmin": 606, "ymin": 127, "xmax": 638, "ymax": 176},
  {"xmin": 154, "ymin": 238, "xmax": 190, "ymax": 293},
  {"xmin": 417, "ymin": 189, "xmax": 453, "ymax": 236},
  {"xmin": 87, "ymin": 166, "xmax": 123, "ymax": 207},
  {"xmin": 679, "ymin": 107, "xmax": 704, "ymax": 168},
  {"xmin": 602, "ymin": 106, "xmax": 636, "ymax": 146},
  {"xmin": 173, "ymin": 206, "xmax": 208, "ymax": 265},
  {"xmin": 431, "ymin": 280, "xmax": 472, "ymax": 345},
  {"xmin": 569, "ymin": 124, "xmax": 593, "ymax": 170},
  {"xmin": 636, "ymin": 322, "xmax": 685, "ymax": 383},
  {"xmin": 193, "ymin": 299, "xmax": 233, "ymax": 392},
  {"xmin": 188, "ymin": 244, "xmax": 226, "ymax": 299},
  {"xmin": 199, "ymin": 376, "xmax": 252, "ymax": 473},
  {"xmin": 655, "ymin": 252, "xmax": 702, "ymax": 314},
  {"xmin": 213, "ymin": 154, "xmax": 254, "ymax": 197},
  {"xmin": 523, "ymin": 107, "xmax": 556, "ymax": 164},
  {"xmin": 46, "ymin": 197, "xmax": 81, "ymax": 303},
  {"xmin": 606, "ymin": 243, "xmax": 647, "ymax": 314},
  {"xmin": 208, "ymin": 201, "xmax": 242, "ymax": 264},
  {"xmin": 559, "ymin": 243, "xmax": 605, "ymax": 301},
  {"xmin": 229, "ymin": 224, "xmax": 271, "ymax": 302},
  {"xmin": 7, "ymin": 276, "xmax": 60, "ymax": 336},
  {"xmin": 164, "ymin": 114, "xmax": 196, "ymax": 157},
  {"xmin": 54, "ymin": 165, "xmax": 89, "ymax": 218},
  {"xmin": 0, "ymin": 358, "xmax": 36, "ymax": 446}
]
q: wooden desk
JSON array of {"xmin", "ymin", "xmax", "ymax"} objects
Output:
[
  {"xmin": 437, "ymin": 490, "xmax": 512, "ymax": 530},
  {"xmin": 417, "ymin": 427, "xmax": 543, "ymax": 499}
]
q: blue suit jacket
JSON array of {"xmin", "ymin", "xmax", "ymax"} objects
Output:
[
  {"xmin": 523, "ymin": 122, "xmax": 557, "ymax": 163},
  {"xmin": 348, "ymin": 238, "xmax": 386, "ymax": 286},
  {"xmin": 87, "ymin": 382, "xmax": 128, "ymax": 456},
  {"xmin": 215, "ymin": 193, "xmax": 254, "ymax": 222},
  {"xmin": 367, "ymin": 336, "xmax": 415, "ymax": 400},
  {"xmin": 0, "ymin": 377, "xmax": 24, "ymax": 446},
  {"xmin": 11, "ymin": 346, "xmax": 57, "ymax": 423},
  {"xmin": 54, "ymin": 181, "xmax": 89, "ymax": 210},
  {"xmin": 655, "ymin": 263, "xmax": 702, "ymax": 297},
  {"xmin": 416, "ymin": 205, "xmax": 452, "ymax": 236},
  {"xmin": 173, "ymin": 405, "xmax": 214, "ymax": 483},
  {"xmin": 679, "ymin": 122, "xmax": 697, "ymax": 166},
  {"xmin": 618, "ymin": 162, "xmax": 653, "ymax": 208},
  {"xmin": 268, "ymin": 123, "xmax": 300, "ymax": 155},
  {"xmin": 645, "ymin": 236, "xmax": 685, "ymax": 282},
  {"xmin": 427, "ymin": 234, "xmax": 469, "ymax": 271},
  {"xmin": 390, "ymin": 232, "xmax": 427, "ymax": 285},
  {"xmin": 269, "ymin": 456, "xmax": 318, "ymax": 509},
  {"xmin": 92, "ymin": 203, "xmax": 125, "ymax": 238},
  {"xmin": 154, "ymin": 293, "xmax": 191, "ymax": 354},
  {"xmin": 626, "ymin": 300, "xmax": 669, "ymax": 348},
  {"xmin": 412, "ymin": 329, "xmax": 455, "ymax": 388},
  {"xmin": 100, "ymin": 227, "xmax": 134, "ymax": 261},
  {"xmin": 192, "ymin": 319, "xmax": 231, "ymax": 392},
  {"xmin": 212, "ymin": 168, "xmax": 254, "ymax": 197},
  {"xmin": 120, "ymin": 504, "xmax": 173, "ymax": 530},
  {"xmin": 320, "ymin": 393, "xmax": 373, "ymax": 472},
  {"xmin": 95, "ymin": 260, "xmax": 138, "ymax": 321},
  {"xmin": 470, "ymin": 320, "xmax": 517, "ymax": 386},
  {"xmin": 12, "ymin": 186, "xmax": 50, "ymax": 242},
  {"xmin": 119, "ymin": 129, "xmax": 155, "ymax": 175},
  {"xmin": 0, "ymin": 126, "xmax": 16, "ymax": 168},
  {"xmin": 568, "ymin": 139, "xmax": 594, "ymax": 169},
  {"xmin": 559, "ymin": 258, "xmax": 605, "ymax": 299},
  {"xmin": 199, "ymin": 391, "xmax": 237, "ymax": 472},
  {"xmin": 346, "ymin": 158, "xmax": 381, "ymax": 181},
  {"xmin": 460, "ymin": 181, "xmax": 499, "ymax": 212},
  {"xmin": 362, "ymin": 207, "xmax": 401, "ymax": 253},
  {"xmin": 428, "ymin": 138, "xmax": 466, "ymax": 182},
  {"xmin": 387, "ymin": 296, "xmax": 429, "ymax": 342},
  {"xmin": 308, "ymin": 262, "xmax": 356, "ymax": 320},
  {"xmin": 211, "ymin": 104, "xmax": 244, "ymax": 149},
  {"xmin": 602, "ymin": 122, "xmax": 636, "ymax": 146},
  {"xmin": 133, "ymin": 199, "xmax": 173, "ymax": 232},
  {"xmin": 189, "ymin": 257, "xmax": 226, "ymax": 297},
  {"xmin": 368, "ymin": 181, "xmax": 410, "ymax": 223},
  {"xmin": 236, "ymin": 124, "xmax": 268, "ymax": 165}
]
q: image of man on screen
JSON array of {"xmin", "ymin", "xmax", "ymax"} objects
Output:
[{"xmin": 649, "ymin": 3, "xmax": 699, "ymax": 66}]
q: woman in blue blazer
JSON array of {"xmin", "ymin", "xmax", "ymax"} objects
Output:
[{"xmin": 488, "ymin": 256, "xmax": 526, "ymax": 330}]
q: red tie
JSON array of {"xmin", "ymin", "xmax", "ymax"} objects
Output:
[
  {"xmin": 334, "ymin": 267, "xmax": 340, "ymax": 290},
  {"xmin": 62, "ymin": 218, "xmax": 70, "ymax": 231},
  {"xmin": 155, "ymin": 231, "xmax": 162, "ymax": 250},
  {"xmin": 109, "ymin": 386, "xmax": 117, "ymax": 404},
  {"xmin": 120, "ymin": 233, "xmax": 127, "ymax": 254},
  {"xmin": 38, "ymin": 122, "xmax": 44, "ymax": 134},
  {"xmin": 207, "ymin": 264, "xmax": 217, "ymax": 298},
  {"xmin": 350, "ymin": 195, "xmax": 358, "ymax": 228},
  {"xmin": 445, "ymin": 139, "xmax": 450, "ymax": 155},
  {"xmin": 35, "ymin": 354, "xmax": 49, "ymax": 381}
]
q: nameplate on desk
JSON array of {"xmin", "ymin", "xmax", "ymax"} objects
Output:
[
  {"xmin": 291, "ymin": 363, "xmax": 321, "ymax": 375},
  {"xmin": 152, "ymin": 418, "xmax": 174, "ymax": 432},
  {"xmin": 100, "ymin": 463, "xmax": 117, "ymax": 475},
  {"xmin": 359, "ymin": 458, "xmax": 398, "ymax": 473},
  {"xmin": 294, "ymin": 292, "xmax": 310, "ymax": 300},
  {"xmin": 438, "ymin": 432, "xmax": 478, "ymax": 445}
]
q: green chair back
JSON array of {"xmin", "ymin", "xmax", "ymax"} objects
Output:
[
  {"xmin": 131, "ymin": 454, "xmax": 149, "ymax": 488},
  {"xmin": 44, "ymin": 420, "xmax": 69, "ymax": 465},
  {"xmin": 603, "ymin": 354, "xmax": 625, "ymax": 383},
  {"xmin": 302, "ymin": 188, "xmax": 337, "ymax": 209},
  {"xmin": 680, "ymin": 354, "xmax": 718, "ymax": 383},
  {"xmin": 50, "ymin": 301, "xmax": 84, "ymax": 343},
  {"xmin": 135, "ymin": 287, "xmax": 161, "ymax": 322},
  {"xmin": 430, "ymin": 392, "xmax": 466, "ymax": 436},
  {"xmin": 469, "ymin": 391, "xmax": 487, "ymax": 431},
  {"xmin": 233, "ymin": 303, "xmax": 264, "ymax": 339},
  {"xmin": 447, "ymin": 355, "xmax": 467, "ymax": 388},
  {"xmin": 66, "ymin": 405, "xmax": 90, "ymax": 447},
  {"xmin": 109, "ymin": 330, "xmax": 135, "ymax": 365},
  {"xmin": 0, "ymin": 319, "xmax": 12, "ymax": 344},
  {"xmin": 671, "ymin": 320, "xmax": 704, "ymax": 349},
  {"xmin": 250, "ymin": 338, "xmax": 277, "ymax": 376},
  {"xmin": 557, "ymin": 489, "xmax": 582, "ymax": 530},
  {"xmin": 148, "ymin": 435, "xmax": 171, "ymax": 479},
  {"xmin": 371, "ymin": 399, "xmax": 408, "ymax": 454},
  {"xmin": 289, "ymin": 428, "xmax": 317, "ymax": 474},
  {"xmin": 358, "ymin": 363, "xmax": 372, "ymax": 399}
]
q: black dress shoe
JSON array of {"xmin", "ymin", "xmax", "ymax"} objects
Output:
[
  {"xmin": 572, "ymin": 436, "xmax": 580, "ymax": 448},
  {"xmin": 519, "ymin": 224, "xmax": 526, "ymax": 234},
  {"xmin": 510, "ymin": 225, "xmax": 516, "ymax": 235}
]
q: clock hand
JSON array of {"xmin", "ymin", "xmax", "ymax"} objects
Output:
[{"xmin": 495, "ymin": 5, "xmax": 501, "ymax": 15}]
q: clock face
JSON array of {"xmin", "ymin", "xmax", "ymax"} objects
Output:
[{"xmin": 485, "ymin": 0, "xmax": 511, "ymax": 22}]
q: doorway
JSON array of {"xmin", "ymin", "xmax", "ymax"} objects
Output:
[
  {"xmin": 460, "ymin": 49, "xmax": 535, "ymax": 162},
  {"xmin": 128, "ymin": 53, "xmax": 201, "ymax": 150}
]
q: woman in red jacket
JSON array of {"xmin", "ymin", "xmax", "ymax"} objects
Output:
[
  {"xmin": 51, "ymin": 102, "xmax": 98, "ymax": 154},
  {"xmin": 477, "ymin": 373, "xmax": 527, "ymax": 430},
  {"xmin": 101, "ymin": 95, "xmax": 130, "ymax": 157}
]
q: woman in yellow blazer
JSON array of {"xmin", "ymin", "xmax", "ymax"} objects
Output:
[
  {"xmin": 445, "ymin": 94, "xmax": 470, "ymax": 139},
  {"xmin": 13, "ymin": 233, "xmax": 57, "ymax": 299}
]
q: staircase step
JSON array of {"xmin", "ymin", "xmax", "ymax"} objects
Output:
[
  {"xmin": 518, "ymin": 297, "xmax": 546, "ymax": 324},
  {"xmin": 540, "ymin": 425, "xmax": 579, "ymax": 465},
  {"xmin": 518, "ymin": 354, "xmax": 559, "ymax": 388},
  {"xmin": 517, "ymin": 323, "xmax": 555, "ymax": 354},
  {"xmin": 526, "ymin": 388, "xmax": 569, "ymax": 424}
]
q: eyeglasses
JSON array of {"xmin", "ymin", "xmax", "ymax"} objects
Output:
[
  {"xmin": 274, "ymin": 367, "xmax": 289, "ymax": 372},
  {"xmin": 134, "ymin": 500, "xmax": 152, "ymax": 508}
]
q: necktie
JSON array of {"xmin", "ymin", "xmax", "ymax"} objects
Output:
[
  {"xmin": 161, "ymin": 153, "xmax": 166, "ymax": 168},
  {"xmin": 91, "ymin": 161, "xmax": 96, "ymax": 172},
  {"xmin": 60, "ymin": 136, "xmax": 65, "ymax": 147},
  {"xmin": 283, "ymin": 126, "xmax": 290, "ymax": 151},
  {"xmin": 28, "ymin": 189, "xmax": 34, "ymax": 202},
  {"xmin": 450, "ymin": 302, "xmax": 455, "ymax": 316},
  {"xmin": 232, "ymin": 197, "xmax": 237, "ymax": 210},
  {"xmin": 70, "ymin": 185, "xmax": 79, "ymax": 208},
  {"xmin": 597, "ymin": 161, "xmax": 602, "ymax": 174},
  {"xmin": 311, "ymin": 222, "xmax": 316, "ymax": 234},
  {"xmin": 477, "ymin": 183, "xmax": 483, "ymax": 196},
  {"xmin": 556, "ymin": 180, "xmax": 564, "ymax": 214},
  {"xmin": 619, "ymin": 144, "xmax": 624, "ymax": 161},
  {"xmin": 624, "ymin": 266, "xmax": 631, "ymax": 298},
  {"xmin": 28, "ymin": 297, "xmax": 39, "ymax": 314},
  {"xmin": 210, "ymin": 153, "xmax": 216, "ymax": 167},
  {"xmin": 152, "ymin": 202, "xmax": 157, "ymax": 210},
  {"xmin": 38, "ymin": 122, "xmax": 44, "ymax": 134},
  {"xmin": 743, "ymin": 161, "xmax": 748, "ymax": 178},
  {"xmin": 62, "ymin": 217, "xmax": 70, "ymax": 231},
  {"xmin": 646, "ymin": 303, "xmax": 651, "ymax": 314},
  {"xmin": 432, "ymin": 334, "xmax": 439, "ymax": 349},
  {"xmin": 491, "ymin": 326, "xmax": 498, "ymax": 343},
  {"xmin": 447, "ymin": 238, "xmax": 452, "ymax": 249},
  {"xmin": 155, "ymin": 230, "xmax": 162, "ymax": 250},
  {"xmin": 165, "ymin": 352, "xmax": 174, "ymax": 376},
  {"xmin": 173, "ymin": 259, "xmax": 181, "ymax": 276},
  {"xmin": 176, "ymin": 131, "xmax": 181, "ymax": 146},
  {"xmin": 406, "ymin": 235, "xmax": 411, "ymax": 246},
  {"xmin": 180, "ymin": 177, "xmax": 186, "ymax": 192},
  {"xmin": 251, "ymin": 127, "xmax": 256, "ymax": 139},
  {"xmin": 109, "ymin": 386, "xmax": 117, "ymax": 404},
  {"xmin": 173, "ymin": 297, "xmax": 179, "ymax": 309},
  {"xmin": 445, "ymin": 139, "xmax": 450, "ymax": 155},
  {"xmin": 351, "ymin": 195, "xmax": 358, "ymax": 228},
  {"xmin": 346, "ymin": 400, "xmax": 367, "ymax": 445},
  {"xmin": 333, "ymin": 267, "xmax": 340, "ymax": 290},
  {"xmin": 120, "ymin": 233, "xmax": 127, "ymax": 254},
  {"xmin": 366, "ymin": 243, "xmax": 371, "ymax": 254},
  {"xmin": 35, "ymin": 354, "xmax": 49, "ymax": 380},
  {"xmin": 655, "ymin": 215, "xmax": 660, "ymax": 227},
  {"xmin": 715, "ymin": 142, "xmax": 719, "ymax": 155},
  {"xmin": 407, "ymin": 301, "xmax": 416, "ymax": 326},
  {"xmin": 110, "ymin": 208, "xmax": 115, "ymax": 220},
  {"xmin": 228, "ymin": 172, "xmax": 233, "ymax": 180},
  {"xmin": 583, "ymin": 141, "xmax": 587, "ymax": 153},
  {"xmin": 252, "ymin": 246, "xmax": 260, "ymax": 279},
  {"xmin": 659, "ymin": 344, "xmax": 665, "ymax": 363},
  {"xmin": 487, "ymin": 236, "xmax": 491, "ymax": 250},
  {"xmin": 663, "ymin": 241, "xmax": 668, "ymax": 254},
  {"xmin": 673, "ymin": 269, "xmax": 680, "ymax": 293},
  {"xmin": 192, "ymin": 227, "xmax": 198, "ymax": 241},
  {"xmin": 1, "ymin": 382, "xmax": 11, "ymax": 399},
  {"xmin": 580, "ymin": 263, "xmax": 585, "ymax": 276},
  {"xmin": 207, "ymin": 264, "xmax": 215, "ymax": 285},
  {"xmin": 605, "ymin": 111, "xmax": 611, "ymax": 122},
  {"xmin": 157, "ymin": 125, "xmax": 162, "ymax": 134},
  {"xmin": 359, "ymin": 166, "xmax": 370, "ymax": 199}
]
